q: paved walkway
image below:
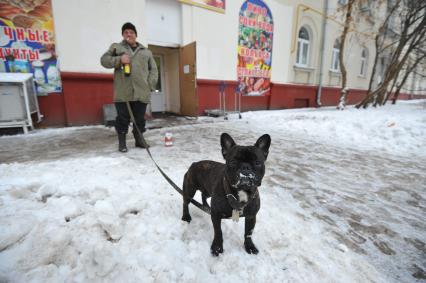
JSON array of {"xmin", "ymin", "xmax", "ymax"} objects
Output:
[{"xmin": 0, "ymin": 116, "xmax": 425, "ymax": 282}]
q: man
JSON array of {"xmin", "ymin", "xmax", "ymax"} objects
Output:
[{"xmin": 101, "ymin": 22, "xmax": 158, "ymax": 152}]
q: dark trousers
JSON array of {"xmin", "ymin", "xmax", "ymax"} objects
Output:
[{"xmin": 114, "ymin": 101, "xmax": 147, "ymax": 134}]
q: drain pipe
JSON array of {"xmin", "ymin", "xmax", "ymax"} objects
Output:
[{"xmin": 316, "ymin": 0, "xmax": 329, "ymax": 107}]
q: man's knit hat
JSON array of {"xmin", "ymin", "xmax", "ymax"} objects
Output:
[{"xmin": 122, "ymin": 22, "xmax": 137, "ymax": 36}]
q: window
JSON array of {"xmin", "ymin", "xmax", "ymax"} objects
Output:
[
  {"xmin": 360, "ymin": 48, "xmax": 368, "ymax": 76},
  {"xmin": 296, "ymin": 27, "xmax": 311, "ymax": 67},
  {"xmin": 331, "ymin": 39, "xmax": 340, "ymax": 72},
  {"xmin": 359, "ymin": 0, "xmax": 373, "ymax": 16},
  {"xmin": 360, "ymin": 3, "xmax": 370, "ymax": 12}
]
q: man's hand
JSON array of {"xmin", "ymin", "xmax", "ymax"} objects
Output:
[{"xmin": 121, "ymin": 54, "xmax": 130, "ymax": 64}]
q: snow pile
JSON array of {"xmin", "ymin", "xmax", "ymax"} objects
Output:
[{"xmin": 242, "ymin": 100, "xmax": 426, "ymax": 157}]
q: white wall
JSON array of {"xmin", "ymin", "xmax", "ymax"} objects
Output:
[
  {"xmin": 183, "ymin": 0, "xmax": 292, "ymax": 83},
  {"xmin": 319, "ymin": 0, "xmax": 378, "ymax": 89},
  {"xmin": 268, "ymin": 1, "xmax": 293, "ymax": 84},
  {"xmin": 52, "ymin": 0, "xmax": 292, "ymax": 83},
  {"xmin": 146, "ymin": 0, "xmax": 181, "ymax": 47},
  {"xmin": 52, "ymin": 0, "xmax": 147, "ymax": 73}
]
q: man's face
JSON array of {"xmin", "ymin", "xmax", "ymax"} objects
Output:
[{"xmin": 123, "ymin": 29, "xmax": 137, "ymax": 46}]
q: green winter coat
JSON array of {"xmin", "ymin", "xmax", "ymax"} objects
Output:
[{"xmin": 100, "ymin": 41, "xmax": 158, "ymax": 103}]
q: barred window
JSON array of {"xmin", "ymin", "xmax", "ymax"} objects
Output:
[
  {"xmin": 360, "ymin": 48, "xmax": 368, "ymax": 76},
  {"xmin": 331, "ymin": 39, "xmax": 341, "ymax": 72},
  {"xmin": 296, "ymin": 27, "xmax": 310, "ymax": 67}
]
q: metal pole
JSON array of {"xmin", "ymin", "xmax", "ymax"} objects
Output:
[
  {"xmin": 223, "ymin": 89, "xmax": 226, "ymax": 117},
  {"xmin": 22, "ymin": 80, "xmax": 33, "ymax": 132},
  {"xmin": 234, "ymin": 87, "xmax": 237, "ymax": 112},
  {"xmin": 316, "ymin": 0, "xmax": 329, "ymax": 107},
  {"xmin": 219, "ymin": 83, "xmax": 222, "ymax": 114}
]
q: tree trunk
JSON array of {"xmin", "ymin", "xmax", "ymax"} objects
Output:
[
  {"xmin": 382, "ymin": 77, "xmax": 398, "ymax": 105},
  {"xmin": 337, "ymin": 0, "xmax": 355, "ymax": 110},
  {"xmin": 389, "ymin": 52, "xmax": 426, "ymax": 104},
  {"xmin": 391, "ymin": 93, "xmax": 400, "ymax": 104}
]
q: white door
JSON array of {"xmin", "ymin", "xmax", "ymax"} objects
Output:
[{"xmin": 151, "ymin": 55, "xmax": 166, "ymax": 112}]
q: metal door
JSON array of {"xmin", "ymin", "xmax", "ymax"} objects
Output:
[
  {"xmin": 179, "ymin": 41, "xmax": 197, "ymax": 116},
  {"xmin": 151, "ymin": 55, "xmax": 166, "ymax": 112}
]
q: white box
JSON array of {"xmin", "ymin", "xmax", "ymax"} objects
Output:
[{"xmin": 0, "ymin": 73, "xmax": 43, "ymax": 133}]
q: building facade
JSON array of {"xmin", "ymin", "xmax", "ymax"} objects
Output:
[{"xmin": 1, "ymin": 0, "xmax": 423, "ymax": 127}]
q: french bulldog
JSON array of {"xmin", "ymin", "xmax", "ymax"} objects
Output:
[{"xmin": 182, "ymin": 133, "xmax": 271, "ymax": 256}]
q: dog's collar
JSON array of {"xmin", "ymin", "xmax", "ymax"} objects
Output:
[{"xmin": 223, "ymin": 177, "xmax": 258, "ymax": 211}]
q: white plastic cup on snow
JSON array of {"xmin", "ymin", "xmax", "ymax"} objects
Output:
[{"xmin": 165, "ymin": 132, "xmax": 173, "ymax": 147}]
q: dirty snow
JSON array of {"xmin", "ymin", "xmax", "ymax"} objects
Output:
[{"xmin": 0, "ymin": 100, "xmax": 425, "ymax": 283}]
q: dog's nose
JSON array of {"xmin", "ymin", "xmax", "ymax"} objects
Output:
[{"xmin": 241, "ymin": 163, "xmax": 252, "ymax": 173}]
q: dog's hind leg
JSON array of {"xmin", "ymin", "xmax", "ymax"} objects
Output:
[
  {"xmin": 182, "ymin": 172, "xmax": 195, "ymax": 223},
  {"xmin": 202, "ymin": 193, "xmax": 210, "ymax": 207}
]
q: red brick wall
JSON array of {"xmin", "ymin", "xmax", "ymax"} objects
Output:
[
  {"xmin": 61, "ymin": 72, "xmax": 113, "ymax": 126},
  {"xmin": 37, "ymin": 93, "xmax": 67, "ymax": 127},
  {"xmin": 38, "ymin": 72, "xmax": 114, "ymax": 127},
  {"xmin": 197, "ymin": 79, "xmax": 270, "ymax": 115},
  {"xmin": 36, "ymin": 73, "xmax": 424, "ymax": 127},
  {"xmin": 270, "ymin": 83, "xmax": 317, "ymax": 109}
]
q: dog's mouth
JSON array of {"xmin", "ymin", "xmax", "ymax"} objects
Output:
[{"xmin": 233, "ymin": 172, "xmax": 260, "ymax": 188}]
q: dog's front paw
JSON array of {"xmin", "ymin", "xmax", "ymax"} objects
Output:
[
  {"xmin": 244, "ymin": 239, "xmax": 259, "ymax": 254},
  {"xmin": 210, "ymin": 240, "xmax": 224, "ymax": 256},
  {"xmin": 181, "ymin": 214, "xmax": 192, "ymax": 223}
]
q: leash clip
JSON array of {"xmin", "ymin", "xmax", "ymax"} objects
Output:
[{"xmin": 226, "ymin": 194, "xmax": 237, "ymax": 200}]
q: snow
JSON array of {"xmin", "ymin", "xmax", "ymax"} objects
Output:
[{"xmin": 0, "ymin": 100, "xmax": 425, "ymax": 283}]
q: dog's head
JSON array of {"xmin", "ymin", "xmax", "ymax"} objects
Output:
[{"xmin": 221, "ymin": 133, "xmax": 271, "ymax": 193}]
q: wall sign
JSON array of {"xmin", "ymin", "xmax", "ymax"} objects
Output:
[
  {"xmin": 0, "ymin": 0, "xmax": 62, "ymax": 95},
  {"xmin": 183, "ymin": 64, "xmax": 190, "ymax": 74},
  {"xmin": 179, "ymin": 0, "xmax": 225, "ymax": 14},
  {"xmin": 237, "ymin": 0, "xmax": 273, "ymax": 96}
]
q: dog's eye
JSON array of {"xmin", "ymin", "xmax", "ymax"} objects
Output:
[{"xmin": 255, "ymin": 161, "xmax": 262, "ymax": 167}]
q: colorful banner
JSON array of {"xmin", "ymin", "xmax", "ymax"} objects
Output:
[
  {"xmin": 237, "ymin": 0, "xmax": 273, "ymax": 96},
  {"xmin": 179, "ymin": 0, "xmax": 225, "ymax": 13},
  {"xmin": 0, "ymin": 0, "xmax": 61, "ymax": 94}
]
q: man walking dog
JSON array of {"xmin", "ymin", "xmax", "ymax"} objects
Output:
[{"xmin": 101, "ymin": 22, "xmax": 158, "ymax": 152}]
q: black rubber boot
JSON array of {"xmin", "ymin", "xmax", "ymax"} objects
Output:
[
  {"xmin": 133, "ymin": 131, "xmax": 150, "ymax": 149},
  {"xmin": 118, "ymin": 133, "xmax": 128, "ymax": 152}
]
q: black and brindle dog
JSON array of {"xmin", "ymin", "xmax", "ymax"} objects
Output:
[{"xmin": 182, "ymin": 133, "xmax": 271, "ymax": 256}]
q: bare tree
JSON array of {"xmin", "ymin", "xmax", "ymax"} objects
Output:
[
  {"xmin": 361, "ymin": 0, "xmax": 401, "ymax": 106},
  {"xmin": 388, "ymin": 49, "xmax": 426, "ymax": 104},
  {"xmin": 356, "ymin": 0, "xmax": 426, "ymax": 108}
]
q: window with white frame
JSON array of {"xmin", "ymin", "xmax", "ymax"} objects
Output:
[
  {"xmin": 296, "ymin": 27, "xmax": 310, "ymax": 67},
  {"xmin": 331, "ymin": 39, "xmax": 341, "ymax": 72},
  {"xmin": 360, "ymin": 48, "xmax": 368, "ymax": 76}
]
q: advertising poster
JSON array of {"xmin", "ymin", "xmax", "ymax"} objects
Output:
[
  {"xmin": 0, "ymin": 0, "xmax": 62, "ymax": 95},
  {"xmin": 237, "ymin": 0, "xmax": 273, "ymax": 96},
  {"xmin": 179, "ymin": 0, "xmax": 225, "ymax": 13}
]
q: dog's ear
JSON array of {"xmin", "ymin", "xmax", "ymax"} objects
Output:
[
  {"xmin": 255, "ymin": 134, "xmax": 271, "ymax": 160},
  {"xmin": 221, "ymin": 133, "xmax": 236, "ymax": 159}
]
